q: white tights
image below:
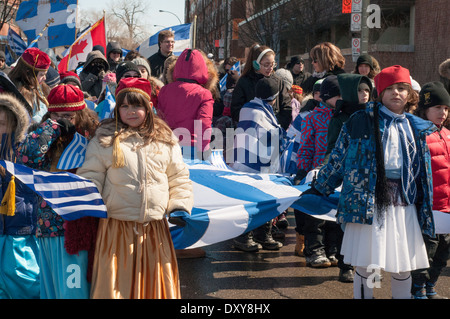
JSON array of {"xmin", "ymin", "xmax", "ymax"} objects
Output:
[{"xmin": 353, "ymin": 266, "xmax": 412, "ymax": 299}]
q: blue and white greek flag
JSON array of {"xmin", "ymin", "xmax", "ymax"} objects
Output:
[
  {"xmin": 0, "ymin": 161, "xmax": 107, "ymax": 221},
  {"xmin": 169, "ymin": 160, "xmax": 338, "ymax": 249},
  {"xmin": 169, "ymin": 163, "xmax": 450, "ymax": 249},
  {"xmin": 219, "ymin": 61, "xmax": 241, "ymax": 92},
  {"xmin": 138, "ymin": 23, "xmax": 192, "ymax": 59},
  {"xmin": 5, "ymin": 27, "xmax": 27, "ymax": 64},
  {"xmin": 98, "ymin": 86, "xmax": 116, "ymax": 120},
  {"xmin": 15, "ymin": 0, "xmax": 78, "ymax": 49},
  {"xmin": 57, "ymin": 133, "xmax": 88, "ymax": 170}
]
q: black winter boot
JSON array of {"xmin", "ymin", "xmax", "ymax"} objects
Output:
[{"xmin": 253, "ymin": 221, "xmax": 283, "ymax": 250}]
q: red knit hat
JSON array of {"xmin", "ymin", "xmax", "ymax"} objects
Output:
[
  {"xmin": 21, "ymin": 48, "xmax": 51, "ymax": 72},
  {"xmin": 374, "ymin": 65, "xmax": 411, "ymax": 95},
  {"xmin": 115, "ymin": 77, "xmax": 152, "ymax": 103},
  {"xmin": 47, "ymin": 84, "xmax": 86, "ymax": 112}
]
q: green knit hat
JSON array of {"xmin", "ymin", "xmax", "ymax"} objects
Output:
[{"xmin": 337, "ymin": 73, "xmax": 373, "ymax": 104}]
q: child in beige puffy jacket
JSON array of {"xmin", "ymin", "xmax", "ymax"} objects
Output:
[{"xmin": 77, "ymin": 77, "xmax": 193, "ymax": 299}]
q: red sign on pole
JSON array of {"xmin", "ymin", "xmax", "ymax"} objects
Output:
[{"xmin": 342, "ymin": 0, "xmax": 352, "ymax": 13}]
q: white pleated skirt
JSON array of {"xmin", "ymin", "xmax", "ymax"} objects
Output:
[{"xmin": 341, "ymin": 204, "xmax": 429, "ymax": 273}]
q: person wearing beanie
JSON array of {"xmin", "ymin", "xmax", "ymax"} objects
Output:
[
  {"xmin": 132, "ymin": 57, "xmax": 164, "ymax": 107},
  {"xmin": 296, "ymin": 75, "xmax": 341, "ymax": 269},
  {"xmin": 353, "ymin": 54, "xmax": 379, "ymax": 81},
  {"xmin": 232, "ymin": 76, "xmax": 288, "ymax": 252},
  {"xmin": 92, "ymin": 45, "xmax": 106, "ymax": 56},
  {"xmin": 288, "ymin": 55, "xmax": 311, "ymax": 88},
  {"xmin": 8, "ymin": 47, "xmax": 51, "ymax": 123},
  {"xmin": 303, "ymin": 65, "xmax": 436, "ymax": 299},
  {"xmin": 411, "ymin": 81, "xmax": 450, "ymax": 299},
  {"xmin": 44, "ymin": 66, "xmax": 61, "ymax": 89},
  {"xmin": 106, "ymin": 41, "xmax": 123, "ymax": 72},
  {"xmin": 17, "ymin": 84, "xmax": 100, "ymax": 299},
  {"xmin": 115, "ymin": 61, "xmax": 141, "ymax": 84},
  {"xmin": 275, "ymin": 68, "xmax": 294, "ymax": 91},
  {"xmin": 312, "ymin": 78, "xmax": 324, "ymax": 102},
  {"xmin": 323, "ymin": 74, "xmax": 372, "ymax": 164},
  {"xmin": 80, "ymin": 50, "xmax": 110, "ymax": 100},
  {"xmin": 77, "ymin": 77, "xmax": 193, "ymax": 299},
  {"xmin": 0, "ymin": 93, "xmax": 41, "ymax": 299},
  {"xmin": 60, "ymin": 71, "xmax": 82, "ymax": 88}
]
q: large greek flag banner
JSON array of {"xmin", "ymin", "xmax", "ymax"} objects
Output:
[
  {"xmin": 0, "ymin": 161, "xmax": 107, "ymax": 221},
  {"xmin": 169, "ymin": 163, "xmax": 450, "ymax": 250},
  {"xmin": 170, "ymin": 161, "xmax": 335, "ymax": 249},
  {"xmin": 15, "ymin": 0, "xmax": 78, "ymax": 49}
]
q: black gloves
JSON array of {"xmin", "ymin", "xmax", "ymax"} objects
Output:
[
  {"xmin": 57, "ymin": 119, "xmax": 76, "ymax": 136},
  {"xmin": 301, "ymin": 185, "xmax": 323, "ymax": 196},
  {"xmin": 294, "ymin": 169, "xmax": 308, "ymax": 185},
  {"xmin": 168, "ymin": 210, "xmax": 188, "ymax": 227}
]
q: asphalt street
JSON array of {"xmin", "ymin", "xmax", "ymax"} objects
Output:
[{"xmin": 177, "ymin": 212, "xmax": 450, "ymax": 300}]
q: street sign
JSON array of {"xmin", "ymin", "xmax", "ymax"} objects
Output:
[
  {"xmin": 352, "ymin": 38, "xmax": 361, "ymax": 62},
  {"xmin": 352, "ymin": 0, "xmax": 362, "ymax": 12},
  {"xmin": 342, "ymin": 0, "xmax": 352, "ymax": 13},
  {"xmin": 351, "ymin": 13, "xmax": 362, "ymax": 31}
]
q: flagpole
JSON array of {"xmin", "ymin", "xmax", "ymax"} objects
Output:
[
  {"xmin": 74, "ymin": 0, "xmax": 79, "ymax": 42},
  {"xmin": 193, "ymin": 15, "xmax": 197, "ymax": 49},
  {"xmin": 103, "ymin": 10, "xmax": 107, "ymax": 45}
]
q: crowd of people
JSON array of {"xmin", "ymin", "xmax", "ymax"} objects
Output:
[{"xmin": 0, "ymin": 28, "xmax": 449, "ymax": 300}]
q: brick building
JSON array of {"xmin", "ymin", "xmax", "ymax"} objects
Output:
[{"xmin": 185, "ymin": 0, "xmax": 449, "ymax": 85}]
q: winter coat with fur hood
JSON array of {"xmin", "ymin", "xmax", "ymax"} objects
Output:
[
  {"xmin": 0, "ymin": 94, "xmax": 39, "ymax": 236},
  {"xmin": 77, "ymin": 121, "xmax": 193, "ymax": 223},
  {"xmin": 157, "ymin": 49, "xmax": 214, "ymax": 153}
]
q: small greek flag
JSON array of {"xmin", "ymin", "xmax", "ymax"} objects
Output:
[
  {"xmin": 98, "ymin": 85, "xmax": 116, "ymax": 120},
  {"xmin": 0, "ymin": 160, "xmax": 107, "ymax": 221},
  {"xmin": 219, "ymin": 61, "xmax": 241, "ymax": 92},
  {"xmin": 57, "ymin": 133, "xmax": 88, "ymax": 170}
]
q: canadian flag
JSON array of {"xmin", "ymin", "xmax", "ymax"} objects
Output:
[{"xmin": 58, "ymin": 17, "xmax": 107, "ymax": 73}]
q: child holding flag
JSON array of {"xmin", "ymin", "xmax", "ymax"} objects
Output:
[
  {"xmin": 77, "ymin": 78, "xmax": 193, "ymax": 299},
  {"xmin": 16, "ymin": 84, "xmax": 99, "ymax": 299}
]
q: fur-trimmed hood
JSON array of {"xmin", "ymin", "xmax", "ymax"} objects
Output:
[{"xmin": 0, "ymin": 93, "xmax": 30, "ymax": 143}]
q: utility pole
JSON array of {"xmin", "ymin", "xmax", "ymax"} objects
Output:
[{"xmin": 361, "ymin": 0, "xmax": 370, "ymax": 54}]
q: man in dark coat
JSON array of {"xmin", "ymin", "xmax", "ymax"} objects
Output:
[
  {"xmin": 288, "ymin": 56, "xmax": 311, "ymax": 87},
  {"xmin": 106, "ymin": 41, "xmax": 123, "ymax": 73},
  {"xmin": 147, "ymin": 30, "xmax": 174, "ymax": 79}
]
